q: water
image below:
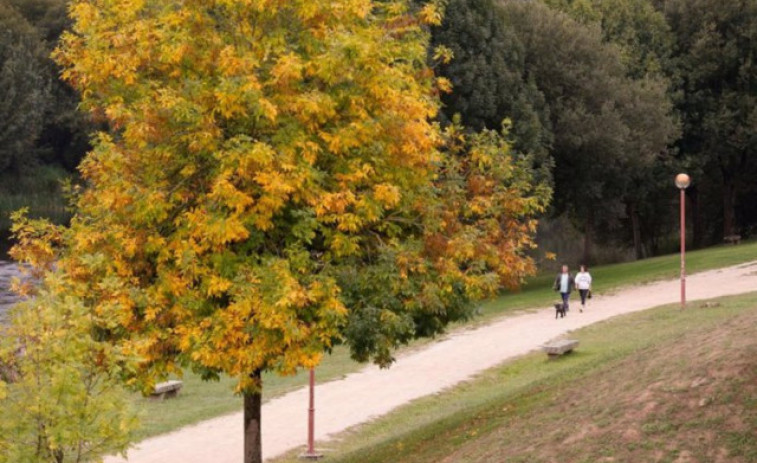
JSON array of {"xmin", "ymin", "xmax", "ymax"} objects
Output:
[{"xmin": 0, "ymin": 261, "xmax": 23, "ymax": 321}]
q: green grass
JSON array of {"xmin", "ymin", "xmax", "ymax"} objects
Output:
[
  {"xmin": 271, "ymin": 292, "xmax": 757, "ymax": 463},
  {"xmin": 0, "ymin": 166, "xmax": 73, "ymax": 230},
  {"xmin": 131, "ymin": 345, "xmax": 362, "ymax": 439},
  {"xmin": 0, "ymin": 194, "xmax": 70, "ymax": 229},
  {"xmin": 129, "ymin": 241, "xmax": 757, "ymax": 440}
]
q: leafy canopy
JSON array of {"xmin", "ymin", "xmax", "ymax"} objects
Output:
[{"xmin": 37, "ymin": 0, "xmax": 549, "ymax": 397}]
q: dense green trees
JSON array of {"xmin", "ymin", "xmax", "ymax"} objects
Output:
[
  {"xmin": 430, "ymin": 0, "xmax": 551, "ymax": 163},
  {"xmin": 542, "ymin": 0, "xmax": 757, "ymax": 248},
  {"xmin": 7, "ymin": 0, "xmax": 93, "ymax": 172},
  {"xmin": 0, "ymin": 0, "xmax": 92, "ymax": 245},
  {"xmin": 542, "ymin": 0, "xmax": 681, "ymax": 258},
  {"xmin": 663, "ymin": 0, "xmax": 757, "ymax": 241},
  {"xmin": 433, "ymin": 0, "xmax": 678, "ymax": 262},
  {"xmin": 0, "ymin": 2, "xmax": 50, "ymax": 174}
]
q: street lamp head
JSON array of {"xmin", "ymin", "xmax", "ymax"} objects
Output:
[{"xmin": 675, "ymin": 173, "xmax": 691, "ymax": 189}]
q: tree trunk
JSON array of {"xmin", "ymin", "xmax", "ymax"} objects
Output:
[
  {"xmin": 582, "ymin": 209, "xmax": 594, "ymax": 265},
  {"xmin": 627, "ymin": 201, "xmax": 644, "ymax": 260},
  {"xmin": 723, "ymin": 179, "xmax": 737, "ymax": 238},
  {"xmin": 244, "ymin": 371, "xmax": 263, "ymax": 463}
]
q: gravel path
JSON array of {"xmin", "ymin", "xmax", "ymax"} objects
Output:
[{"xmin": 106, "ymin": 261, "xmax": 757, "ymax": 463}]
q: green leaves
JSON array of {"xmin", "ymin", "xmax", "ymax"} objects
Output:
[{"xmin": 0, "ymin": 283, "xmax": 139, "ymax": 463}]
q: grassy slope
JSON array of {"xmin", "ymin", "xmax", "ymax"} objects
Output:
[
  {"xmin": 132, "ymin": 241, "xmax": 757, "ymax": 439},
  {"xmin": 273, "ymin": 292, "xmax": 757, "ymax": 463}
]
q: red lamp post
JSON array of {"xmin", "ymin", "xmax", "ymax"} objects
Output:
[
  {"xmin": 300, "ymin": 368, "xmax": 322, "ymax": 460},
  {"xmin": 675, "ymin": 173, "xmax": 691, "ymax": 309}
]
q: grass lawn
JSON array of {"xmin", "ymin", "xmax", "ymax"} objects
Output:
[
  {"xmin": 131, "ymin": 346, "xmax": 358, "ymax": 439},
  {"xmin": 271, "ymin": 291, "xmax": 757, "ymax": 463},
  {"xmin": 131, "ymin": 240, "xmax": 757, "ymax": 440}
]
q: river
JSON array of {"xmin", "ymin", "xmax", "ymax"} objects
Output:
[{"xmin": 0, "ymin": 261, "xmax": 23, "ymax": 322}]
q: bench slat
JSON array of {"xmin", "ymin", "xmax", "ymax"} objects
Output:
[
  {"xmin": 541, "ymin": 339, "xmax": 579, "ymax": 356},
  {"xmin": 152, "ymin": 380, "xmax": 183, "ymax": 399}
]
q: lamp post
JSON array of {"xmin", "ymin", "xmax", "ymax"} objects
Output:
[
  {"xmin": 675, "ymin": 173, "xmax": 691, "ymax": 309},
  {"xmin": 300, "ymin": 368, "xmax": 322, "ymax": 460}
]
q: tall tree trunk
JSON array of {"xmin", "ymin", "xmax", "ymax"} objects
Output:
[
  {"xmin": 627, "ymin": 201, "xmax": 644, "ymax": 260},
  {"xmin": 244, "ymin": 370, "xmax": 263, "ymax": 463},
  {"xmin": 582, "ymin": 209, "xmax": 594, "ymax": 265},
  {"xmin": 723, "ymin": 178, "xmax": 737, "ymax": 238}
]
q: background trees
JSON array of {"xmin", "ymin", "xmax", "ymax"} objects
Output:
[
  {"xmin": 0, "ymin": 0, "xmax": 92, "ymax": 253},
  {"xmin": 433, "ymin": 0, "xmax": 678, "ymax": 263},
  {"xmin": 0, "ymin": 1, "xmax": 50, "ymax": 175},
  {"xmin": 662, "ymin": 0, "xmax": 757, "ymax": 242}
]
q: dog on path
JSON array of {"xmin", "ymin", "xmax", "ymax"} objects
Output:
[{"xmin": 554, "ymin": 302, "xmax": 566, "ymax": 319}]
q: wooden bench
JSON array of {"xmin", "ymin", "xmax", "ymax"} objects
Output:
[
  {"xmin": 724, "ymin": 234, "xmax": 741, "ymax": 245},
  {"xmin": 151, "ymin": 380, "xmax": 183, "ymax": 399},
  {"xmin": 541, "ymin": 339, "xmax": 579, "ymax": 358}
]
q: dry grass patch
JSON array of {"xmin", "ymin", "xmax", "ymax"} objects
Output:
[
  {"xmin": 275, "ymin": 294, "xmax": 757, "ymax": 463},
  {"xmin": 435, "ymin": 308, "xmax": 757, "ymax": 462}
]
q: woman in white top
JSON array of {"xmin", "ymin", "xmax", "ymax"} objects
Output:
[{"xmin": 575, "ymin": 265, "xmax": 592, "ymax": 312}]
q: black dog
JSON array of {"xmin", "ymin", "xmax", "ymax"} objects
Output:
[{"xmin": 554, "ymin": 303, "xmax": 566, "ymax": 319}]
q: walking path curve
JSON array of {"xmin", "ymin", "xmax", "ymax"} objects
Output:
[{"xmin": 107, "ymin": 261, "xmax": 757, "ymax": 463}]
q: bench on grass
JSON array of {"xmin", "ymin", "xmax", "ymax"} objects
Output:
[
  {"xmin": 151, "ymin": 380, "xmax": 183, "ymax": 399},
  {"xmin": 541, "ymin": 339, "xmax": 579, "ymax": 358},
  {"xmin": 724, "ymin": 234, "xmax": 742, "ymax": 245}
]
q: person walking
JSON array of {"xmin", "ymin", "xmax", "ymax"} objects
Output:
[
  {"xmin": 553, "ymin": 265, "xmax": 575, "ymax": 313},
  {"xmin": 575, "ymin": 265, "xmax": 593, "ymax": 312}
]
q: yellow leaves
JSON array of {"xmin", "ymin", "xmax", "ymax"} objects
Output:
[
  {"xmin": 236, "ymin": 140, "xmax": 275, "ymax": 174},
  {"xmin": 432, "ymin": 45, "xmax": 454, "ymax": 65},
  {"xmin": 206, "ymin": 275, "xmax": 233, "ymax": 297},
  {"xmin": 254, "ymin": 169, "xmax": 296, "ymax": 196},
  {"xmin": 210, "ymin": 175, "xmax": 254, "ymax": 214},
  {"xmin": 185, "ymin": 208, "xmax": 250, "ymax": 248},
  {"xmin": 316, "ymin": 191, "xmax": 357, "ymax": 216},
  {"xmin": 214, "ymin": 89, "xmax": 246, "ymax": 119},
  {"xmin": 419, "ymin": 2, "xmax": 444, "ymax": 26},
  {"xmin": 347, "ymin": 0, "xmax": 373, "ymax": 19},
  {"xmin": 258, "ymin": 98, "xmax": 279, "ymax": 122},
  {"xmin": 436, "ymin": 76, "xmax": 453, "ymax": 94},
  {"xmin": 335, "ymin": 163, "xmax": 374, "ymax": 186},
  {"xmin": 217, "ymin": 46, "xmax": 245, "ymax": 77},
  {"xmin": 54, "ymin": 0, "xmax": 459, "ymax": 392},
  {"xmin": 8, "ymin": 210, "xmax": 64, "ymax": 278},
  {"xmin": 289, "ymin": 91, "xmax": 338, "ymax": 132},
  {"xmin": 68, "ymin": 2, "xmax": 99, "ymax": 32},
  {"xmin": 270, "ymin": 53, "xmax": 304, "ymax": 87},
  {"xmin": 296, "ymin": 140, "xmax": 322, "ymax": 165},
  {"xmin": 329, "ymin": 233, "xmax": 361, "ymax": 256},
  {"xmin": 373, "ymin": 183, "xmax": 401, "ymax": 209}
]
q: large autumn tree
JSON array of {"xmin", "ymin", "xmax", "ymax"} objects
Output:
[{"xmin": 43, "ymin": 1, "xmax": 548, "ymax": 462}]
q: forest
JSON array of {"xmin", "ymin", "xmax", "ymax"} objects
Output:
[{"xmin": 1, "ymin": 0, "xmax": 756, "ymax": 264}]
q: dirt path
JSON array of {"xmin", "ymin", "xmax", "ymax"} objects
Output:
[{"xmin": 106, "ymin": 261, "xmax": 757, "ymax": 463}]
